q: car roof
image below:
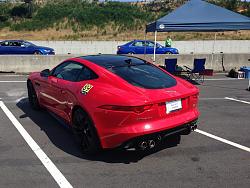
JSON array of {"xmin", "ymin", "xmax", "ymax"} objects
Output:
[
  {"xmin": 79, "ymin": 54, "xmax": 147, "ymax": 69},
  {"xmin": 1, "ymin": 40, "xmax": 26, "ymax": 43},
  {"xmin": 133, "ymin": 40, "xmax": 153, "ymax": 42}
]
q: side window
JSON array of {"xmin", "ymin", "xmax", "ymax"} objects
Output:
[
  {"xmin": 77, "ymin": 66, "xmax": 98, "ymax": 81},
  {"xmin": 8, "ymin": 41, "xmax": 21, "ymax": 47},
  {"xmin": 147, "ymin": 42, "xmax": 155, "ymax": 47},
  {"xmin": 1, "ymin": 42, "xmax": 9, "ymax": 46},
  {"xmin": 133, "ymin": 41, "xmax": 144, "ymax": 47},
  {"xmin": 15, "ymin": 42, "xmax": 22, "ymax": 47},
  {"xmin": 51, "ymin": 61, "xmax": 83, "ymax": 82}
]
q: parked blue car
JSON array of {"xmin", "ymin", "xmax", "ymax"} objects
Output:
[
  {"xmin": 0, "ymin": 40, "xmax": 55, "ymax": 55},
  {"xmin": 117, "ymin": 40, "xmax": 179, "ymax": 55}
]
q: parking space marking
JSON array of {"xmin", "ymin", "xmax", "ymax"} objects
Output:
[
  {"xmin": 204, "ymin": 78, "xmax": 238, "ymax": 81},
  {"xmin": 0, "ymin": 101, "xmax": 73, "ymax": 188},
  {"xmin": 195, "ymin": 129, "xmax": 250, "ymax": 153},
  {"xmin": 225, "ymin": 97, "xmax": 250, "ymax": 105},
  {"xmin": 199, "ymin": 97, "xmax": 225, "ymax": 100},
  {"xmin": 0, "ymin": 81, "xmax": 26, "ymax": 83}
]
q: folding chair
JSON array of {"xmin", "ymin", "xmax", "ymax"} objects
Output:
[
  {"xmin": 165, "ymin": 58, "xmax": 177, "ymax": 74},
  {"xmin": 184, "ymin": 58, "xmax": 206, "ymax": 83}
]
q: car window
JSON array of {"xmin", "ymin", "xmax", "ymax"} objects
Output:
[
  {"xmin": 0, "ymin": 41, "xmax": 9, "ymax": 46},
  {"xmin": 147, "ymin": 42, "xmax": 155, "ymax": 47},
  {"xmin": 109, "ymin": 64, "xmax": 176, "ymax": 89},
  {"xmin": 23, "ymin": 41, "xmax": 32, "ymax": 47},
  {"xmin": 51, "ymin": 61, "xmax": 84, "ymax": 82},
  {"xmin": 77, "ymin": 67, "xmax": 98, "ymax": 81},
  {"xmin": 9, "ymin": 41, "xmax": 21, "ymax": 47},
  {"xmin": 133, "ymin": 41, "xmax": 144, "ymax": 47}
]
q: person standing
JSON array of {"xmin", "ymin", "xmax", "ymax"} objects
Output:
[{"xmin": 165, "ymin": 36, "xmax": 172, "ymax": 47}]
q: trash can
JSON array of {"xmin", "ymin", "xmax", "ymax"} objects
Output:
[
  {"xmin": 239, "ymin": 66, "xmax": 250, "ymax": 79},
  {"xmin": 239, "ymin": 66, "xmax": 250, "ymax": 90}
]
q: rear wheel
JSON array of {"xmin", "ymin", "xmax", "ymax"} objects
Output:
[
  {"xmin": 27, "ymin": 81, "xmax": 40, "ymax": 110},
  {"xmin": 72, "ymin": 108, "xmax": 101, "ymax": 155}
]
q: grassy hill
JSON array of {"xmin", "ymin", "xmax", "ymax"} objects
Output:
[{"xmin": 1, "ymin": 0, "xmax": 250, "ymax": 41}]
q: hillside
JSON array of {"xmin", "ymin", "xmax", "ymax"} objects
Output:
[{"xmin": 0, "ymin": 0, "xmax": 250, "ymax": 41}]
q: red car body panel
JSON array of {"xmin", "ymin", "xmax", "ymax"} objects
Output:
[{"xmin": 28, "ymin": 55, "xmax": 199, "ymax": 149}]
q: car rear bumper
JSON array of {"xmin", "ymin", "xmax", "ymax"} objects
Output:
[
  {"xmin": 99, "ymin": 109, "xmax": 199, "ymax": 149},
  {"xmin": 120, "ymin": 119, "xmax": 197, "ymax": 149}
]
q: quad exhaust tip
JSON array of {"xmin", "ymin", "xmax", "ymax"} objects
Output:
[
  {"xmin": 190, "ymin": 123, "xmax": 197, "ymax": 131},
  {"xmin": 139, "ymin": 141, "xmax": 148, "ymax": 150},
  {"xmin": 138, "ymin": 139, "xmax": 156, "ymax": 150},
  {"xmin": 148, "ymin": 140, "xmax": 156, "ymax": 149}
]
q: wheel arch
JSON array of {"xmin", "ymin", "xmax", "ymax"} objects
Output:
[
  {"xmin": 71, "ymin": 105, "xmax": 102, "ymax": 146},
  {"xmin": 34, "ymin": 50, "xmax": 43, "ymax": 55},
  {"xmin": 71, "ymin": 105, "xmax": 95, "ymax": 128}
]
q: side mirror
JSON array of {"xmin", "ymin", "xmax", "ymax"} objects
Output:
[
  {"xmin": 21, "ymin": 44, "xmax": 26, "ymax": 48},
  {"xmin": 40, "ymin": 69, "xmax": 50, "ymax": 77}
]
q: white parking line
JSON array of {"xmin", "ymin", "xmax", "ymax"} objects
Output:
[
  {"xmin": 225, "ymin": 97, "xmax": 250, "ymax": 105},
  {"xmin": 0, "ymin": 81, "xmax": 26, "ymax": 83},
  {"xmin": 195, "ymin": 129, "xmax": 250, "ymax": 153},
  {"xmin": 199, "ymin": 97, "xmax": 225, "ymax": 100},
  {"xmin": 204, "ymin": 78, "xmax": 238, "ymax": 81},
  {"xmin": 0, "ymin": 101, "xmax": 73, "ymax": 188}
]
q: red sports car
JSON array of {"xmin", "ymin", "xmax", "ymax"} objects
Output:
[{"xmin": 27, "ymin": 55, "xmax": 199, "ymax": 154}]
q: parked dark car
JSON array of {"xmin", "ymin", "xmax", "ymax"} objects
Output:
[
  {"xmin": 0, "ymin": 40, "xmax": 55, "ymax": 55},
  {"xmin": 117, "ymin": 40, "xmax": 179, "ymax": 55}
]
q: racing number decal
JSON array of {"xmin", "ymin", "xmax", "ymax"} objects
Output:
[{"xmin": 81, "ymin": 84, "xmax": 93, "ymax": 95}]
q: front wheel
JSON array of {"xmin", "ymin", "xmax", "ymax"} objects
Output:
[
  {"xmin": 34, "ymin": 51, "xmax": 42, "ymax": 55},
  {"xmin": 72, "ymin": 109, "xmax": 101, "ymax": 155}
]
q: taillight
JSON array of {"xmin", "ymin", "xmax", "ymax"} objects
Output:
[
  {"xmin": 190, "ymin": 94, "xmax": 199, "ymax": 108},
  {"xmin": 117, "ymin": 46, "xmax": 121, "ymax": 51},
  {"xmin": 99, "ymin": 104, "xmax": 153, "ymax": 114}
]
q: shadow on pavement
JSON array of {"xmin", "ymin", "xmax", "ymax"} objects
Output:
[{"xmin": 16, "ymin": 98, "xmax": 180, "ymax": 164}]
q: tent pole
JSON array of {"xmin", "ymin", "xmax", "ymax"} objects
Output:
[
  {"xmin": 211, "ymin": 32, "xmax": 217, "ymax": 69},
  {"xmin": 153, "ymin": 30, "xmax": 157, "ymax": 63}
]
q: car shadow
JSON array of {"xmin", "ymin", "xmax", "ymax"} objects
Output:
[{"xmin": 16, "ymin": 98, "xmax": 180, "ymax": 164}]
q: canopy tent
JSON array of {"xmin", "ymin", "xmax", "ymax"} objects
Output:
[{"xmin": 145, "ymin": 0, "xmax": 250, "ymax": 61}]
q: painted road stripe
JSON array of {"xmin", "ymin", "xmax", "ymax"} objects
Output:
[
  {"xmin": 0, "ymin": 81, "xmax": 26, "ymax": 83},
  {"xmin": 0, "ymin": 101, "xmax": 73, "ymax": 188},
  {"xmin": 199, "ymin": 97, "xmax": 225, "ymax": 100},
  {"xmin": 225, "ymin": 97, "xmax": 250, "ymax": 105},
  {"xmin": 195, "ymin": 129, "xmax": 250, "ymax": 153},
  {"xmin": 204, "ymin": 78, "xmax": 238, "ymax": 81}
]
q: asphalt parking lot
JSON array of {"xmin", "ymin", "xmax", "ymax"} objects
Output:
[{"xmin": 0, "ymin": 74, "xmax": 249, "ymax": 188}]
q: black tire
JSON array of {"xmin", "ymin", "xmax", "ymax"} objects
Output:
[
  {"xmin": 27, "ymin": 81, "xmax": 40, "ymax": 110},
  {"xmin": 72, "ymin": 108, "xmax": 101, "ymax": 155},
  {"xmin": 34, "ymin": 51, "xmax": 42, "ymax": 55}
]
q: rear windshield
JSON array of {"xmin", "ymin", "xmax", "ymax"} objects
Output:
[{"xmin": 109, "ymin": 64, "xmax": 177, "ymax": 89}]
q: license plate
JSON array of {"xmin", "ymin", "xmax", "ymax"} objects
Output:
[{"xmin": 166, "ymin": 99, "xmax": 182, "ymax": 114}]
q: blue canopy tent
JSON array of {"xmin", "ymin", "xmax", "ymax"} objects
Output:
[{"xmin": 146, "ymin": 0, "xmax": 250, "ymax": 61}]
